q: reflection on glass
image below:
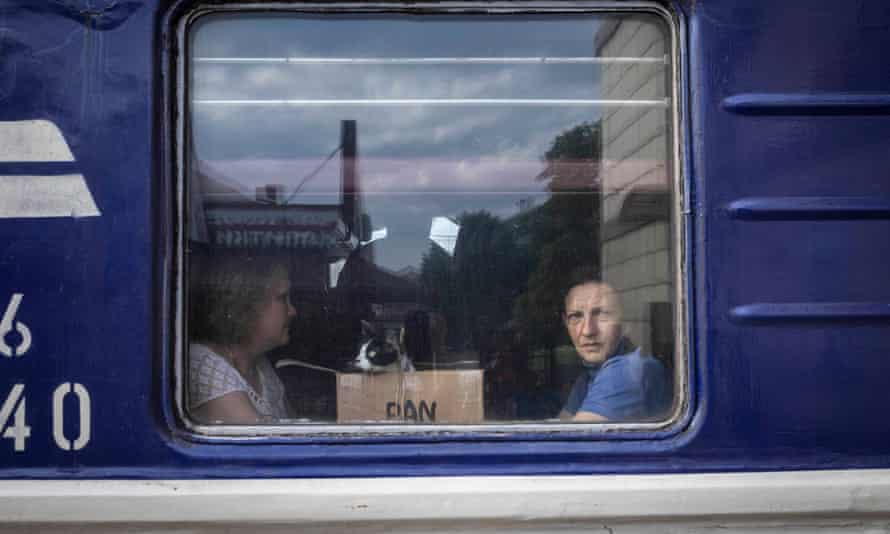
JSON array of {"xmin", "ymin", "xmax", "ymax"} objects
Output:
[{"xmin": 185, "ymin": 12, "xmax": 676, "ymax": 426}]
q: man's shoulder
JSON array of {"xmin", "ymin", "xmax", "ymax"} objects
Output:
[
  {"xmin": 600, "ymin": 348, "xmax": 667, "ymax": 380},
  {"xmin": 603, "ymin": 347, "xmax": 660, "ymax": 365},
  {"xmin": 589, "ymin": 347, "xmax": 671, "ymax": 419}
]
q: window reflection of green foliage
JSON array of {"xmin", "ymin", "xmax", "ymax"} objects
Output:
[
  {"xmin": 420, "ymin": 242, "xmax": 456, "ymax": 337},
  {"xmin": 420, "ymin": 212, "xmax": 528, "ymax": 352},
  {"xmin": 513, "ymin": 121, "xmax": 602, "ymax": 351},
  {"xmin": 452, "ymin": 211, "xmax": 527, "ymax": 351},
  {"xmin": 419, "ymin": 122, "xmax": 602, "ymax": 356}
]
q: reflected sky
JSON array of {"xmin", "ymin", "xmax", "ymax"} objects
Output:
[
  {"xmin": 189, "ymin": 13, "xmax": 668, "ymax": 270},
  {"xmin": 191, "ymin": 14, "xmax": 609, "ymax": 60}
]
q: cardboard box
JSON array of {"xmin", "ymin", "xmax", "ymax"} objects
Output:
[{"xmin": 337, "ymin": 370, "xmax": 484, "ymax": 424}]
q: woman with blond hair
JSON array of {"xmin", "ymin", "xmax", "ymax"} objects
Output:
[{"xmin": 188, "ymin": 253, "xmax": 295, "ymax": 424}]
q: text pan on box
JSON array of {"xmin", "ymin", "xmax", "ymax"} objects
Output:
[{"xmin": 336, "ymin": 370, "xmax": 483, "ymax": 424}]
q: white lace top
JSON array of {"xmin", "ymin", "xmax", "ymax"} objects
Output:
[{"xmin": 189, "ymin": 343, "xmax": 290, "ymax": 421}]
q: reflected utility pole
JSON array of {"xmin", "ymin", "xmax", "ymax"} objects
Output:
[{"xmin": 340, "ymin": 119, "xmax": 366, "ymax": 242}]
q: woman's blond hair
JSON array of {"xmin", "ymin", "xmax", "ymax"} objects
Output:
[{"xmin": 188, "ymin": 253, "xmax": 288, "ymax": 346}]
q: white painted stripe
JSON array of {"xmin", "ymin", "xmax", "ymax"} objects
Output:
[
  {"xmin": 0, "ymin": 469, "xmax": 888, "ymax": 523},
  {"xmin": 194, "ymin": 55, "xmax": 668, "ymax": 65},
  {"xmin": 0, "ymin": 175, "xmax": 100, "ymax": 218},
  {"xmin": 193, "ymin": 98, "xmax": 670, "ymax": 107},
  {"xmin": 0, "ymin": 120, "xmax": 74, "ymax": 162}
]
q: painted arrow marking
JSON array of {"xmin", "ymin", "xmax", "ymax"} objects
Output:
[{"xmin": 0, "ymin": 120, "xmax": 100, "ymax": 219}]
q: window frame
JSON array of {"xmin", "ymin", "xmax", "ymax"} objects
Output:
[{"xmin": 170, "ymin": 1, "xmax": 690, "ymax": 440}]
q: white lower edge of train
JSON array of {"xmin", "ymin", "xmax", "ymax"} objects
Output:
[{"xmin": 1, "ymin": 469, "xmax": 890, "ymax": 532}]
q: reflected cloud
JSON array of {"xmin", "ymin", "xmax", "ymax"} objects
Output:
[
  {"xmin": 190, "ymin": 13, "xmax": 668, "ymax": 274},
  {"xmin": 190, "ymin": 16, "xmax": 606, "ymax": 165},
  {"xmin": 199, "ymin": 156, "xmax": 661, "ymax": 199},
  {"xmin": 201, "ymin": 156, "xmax": 556, "ymax": 198}
]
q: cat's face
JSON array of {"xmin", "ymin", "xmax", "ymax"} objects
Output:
[{"xmin": 351, "ymin": 321, "xmax": 401, "ymax": 371}]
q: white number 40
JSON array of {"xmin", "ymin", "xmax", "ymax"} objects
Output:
[{"xmin": 0, "ymin": 383, "xmax": 91, "ymax": 453}]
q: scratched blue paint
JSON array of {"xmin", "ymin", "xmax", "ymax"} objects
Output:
[{"xmin": 0, "ymin": 0, "xmax": 888, "ymax": 479}]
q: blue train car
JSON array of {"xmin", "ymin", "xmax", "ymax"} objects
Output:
[{"xmin": 1, "ymin": 0, "xmax": 889, "ymax": 531}]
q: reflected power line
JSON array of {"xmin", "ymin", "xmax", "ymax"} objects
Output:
[{"xmin": 283, "ymin": 144, "xmax": 343, "ymax": 204}]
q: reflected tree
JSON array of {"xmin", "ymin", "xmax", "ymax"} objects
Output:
[
  {"xmin": 420, "ymin": 211, "xmax": 527, "ymax": 353},
  {"xmin": 513, "ymin": 120, "xmax": 603, "ymax": 351},
  {"xmin": 418, "ymin": 121, "xmax": 602, "ymax": 364},
  {"xmin": 452, "ymin": 211, "xmax": 526, "ymax": 351},
  {"xmin": 419, "ymin": 241, "xmax": 457, "ymax": 344}
]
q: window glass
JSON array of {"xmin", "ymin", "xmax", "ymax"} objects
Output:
[{"xmin": 184, "ymin": 10, "xmax": 678, "ymax": 427}]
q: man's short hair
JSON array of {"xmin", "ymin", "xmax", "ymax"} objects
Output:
[{"xmin": 559, "ymin": 266, "xmax": 604, "ymax": 314}]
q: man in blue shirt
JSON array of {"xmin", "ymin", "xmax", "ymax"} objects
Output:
[{"xmin": 559, "ymin": 278, "xmax": 671, "ymax": 422}]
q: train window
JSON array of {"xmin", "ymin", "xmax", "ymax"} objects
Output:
[{"xmin": 178, "ymin": 6, "xmax": 682, "ymax": 433}]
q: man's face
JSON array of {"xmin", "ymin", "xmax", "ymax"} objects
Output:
[{"xmin": 563, "ymin": 282, "xmax": 622, "ymax": 364}]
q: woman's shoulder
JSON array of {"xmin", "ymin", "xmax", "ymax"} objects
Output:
[
  {"xmin": 256, "ymin": 355, "xmax": 283, "ymax": 391},
  {"xmin": 189, "ymin": 343, "xmax": 251, "ymax": 409},
  {"xmin": 190, "ymin": 343, "xmax": 230, "ymax": 371},
  {"xmin": 190, "ymin": 342, "xmax": 217, "ymax": 360}
]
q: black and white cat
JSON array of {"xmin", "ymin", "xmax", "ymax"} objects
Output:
[{"xmin": 352, "ymin": 320, "xmax": 414, "ymax": 373}]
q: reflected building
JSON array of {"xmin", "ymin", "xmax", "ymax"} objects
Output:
[
  {"xmin": 191, "ymin": 120, "xmax": 369, "ymax": 297},
  {"xmin": 595, "ymin": 17, "xmax": 674, "ymax": 361}
]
